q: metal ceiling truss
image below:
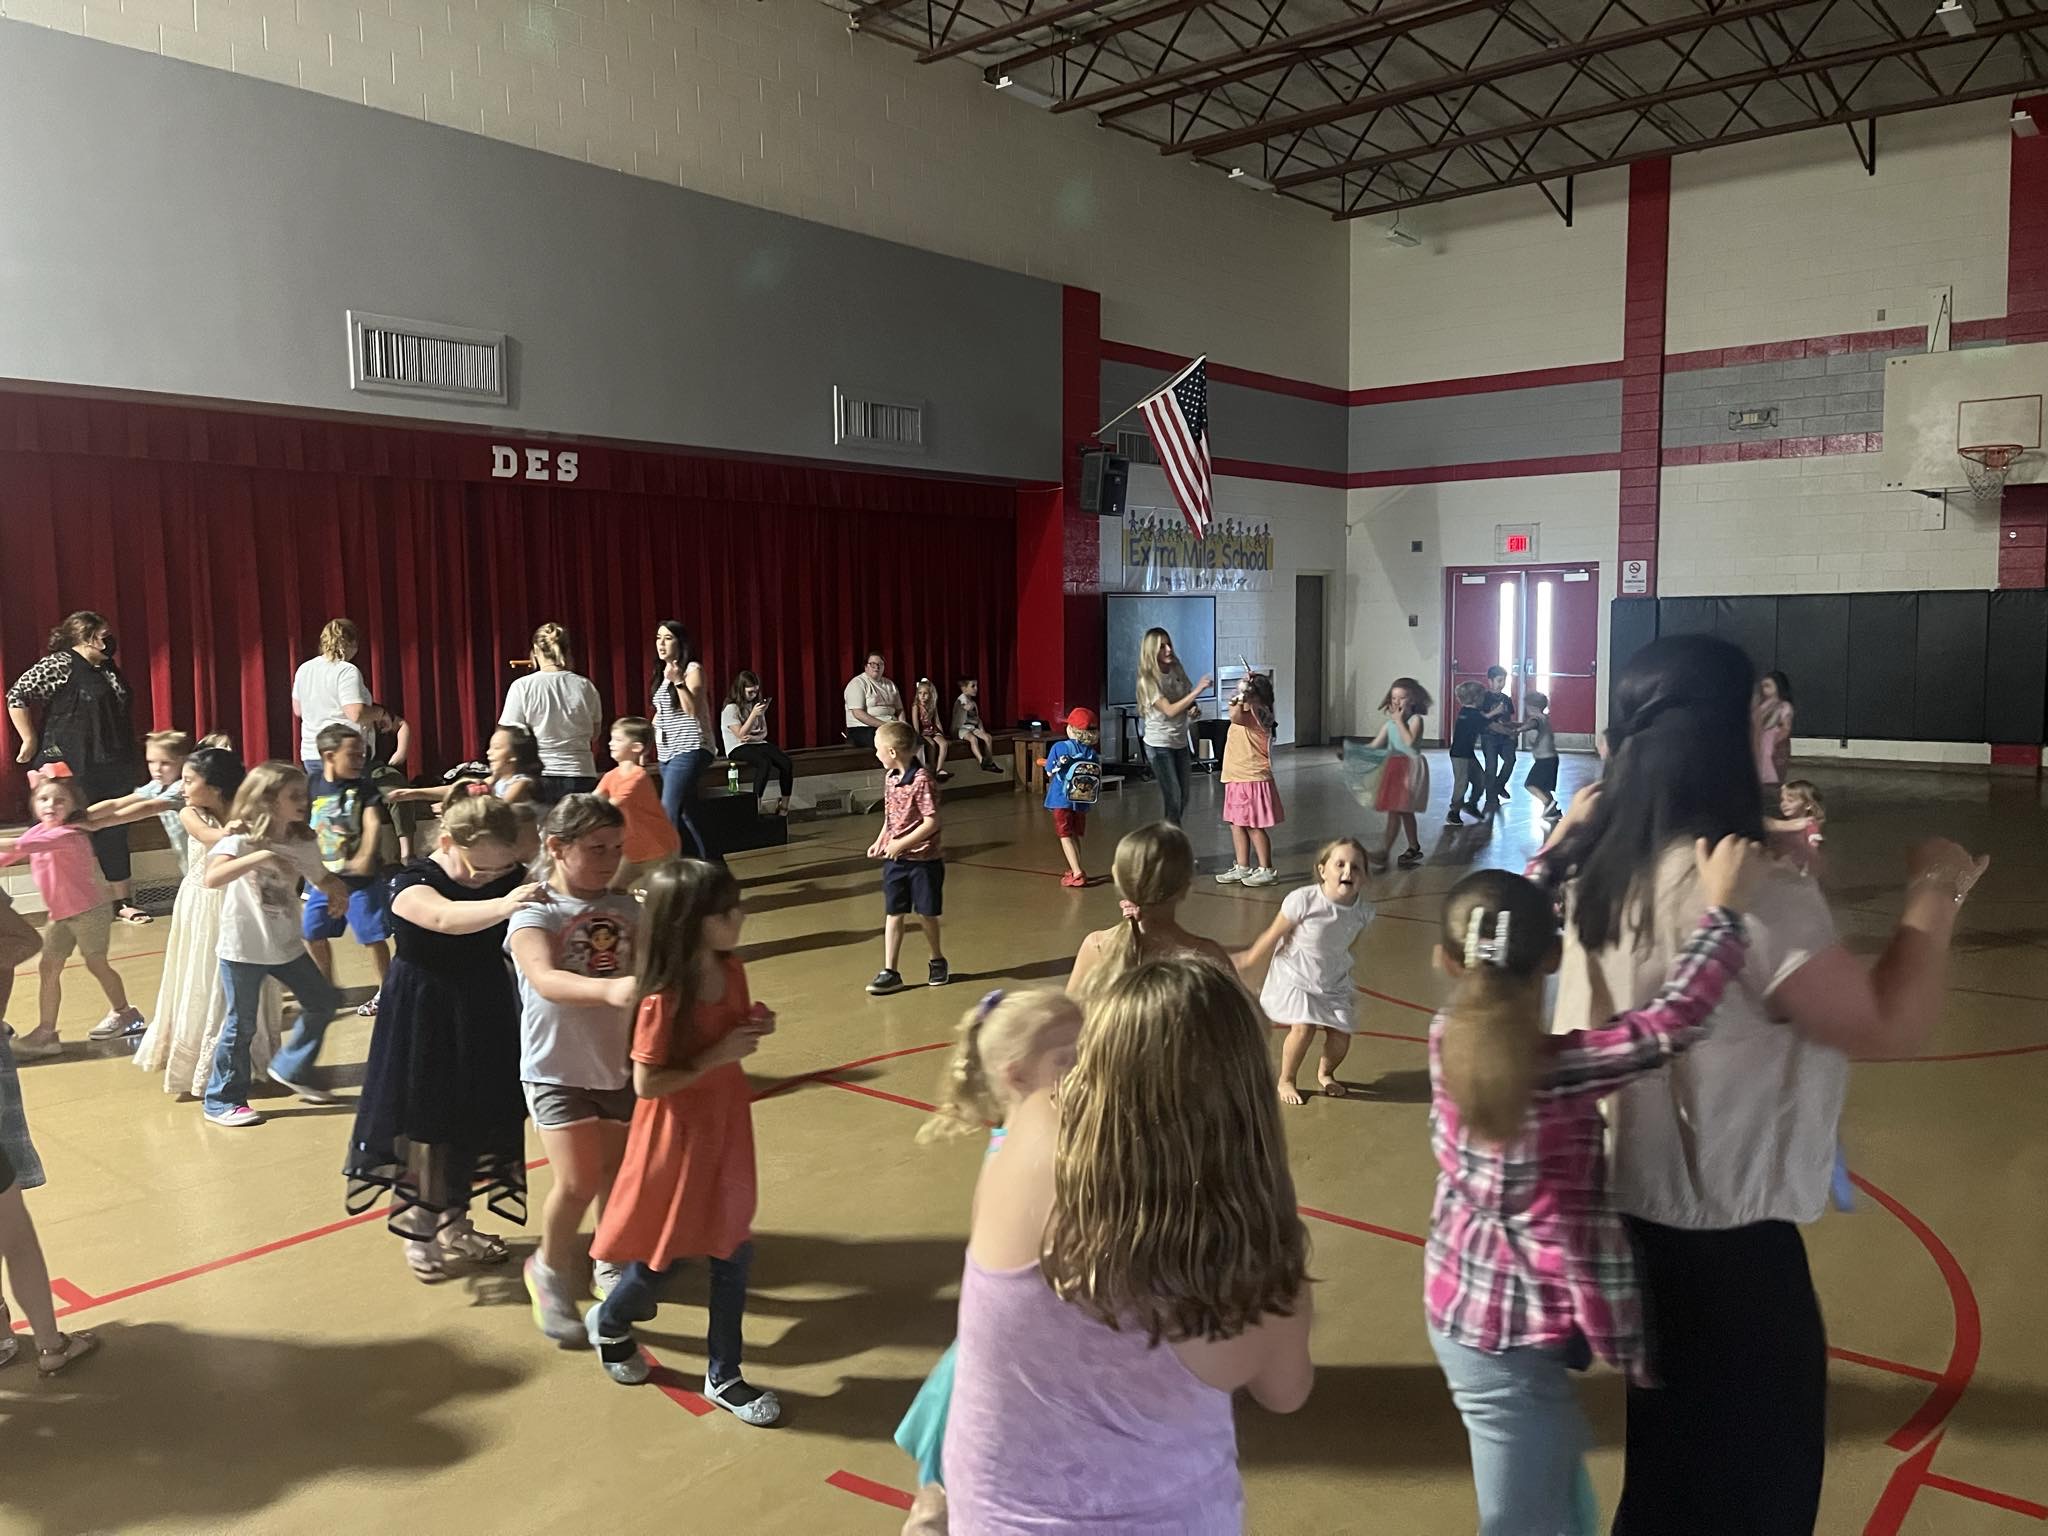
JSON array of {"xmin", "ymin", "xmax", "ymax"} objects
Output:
[{"xmin": 831, "ymin": 0, "xmax": 2048, "ymax": 218}]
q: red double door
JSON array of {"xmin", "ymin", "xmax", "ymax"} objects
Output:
[{"xmin": 1445, "ymin": 563, "xmax": 1600, "ymax": 734}]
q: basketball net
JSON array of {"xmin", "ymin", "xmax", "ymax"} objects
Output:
[{"xmin": 1959, "ymin": 444, "xmax": 2025, "ymax": 500}]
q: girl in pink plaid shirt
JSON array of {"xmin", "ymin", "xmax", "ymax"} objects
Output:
[{"xmin": 1425, "ymin": 836, "xmax": 1761, "ymax": 1536}]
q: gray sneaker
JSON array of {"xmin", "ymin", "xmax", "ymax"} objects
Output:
[
  {"xmin": 1242, "ymin": 867, "xmax": 1279, "ymax": 888},
  {"xmin": 585, "ymin": 1305, "xmax": 650, "ymax": 1385},
  {"xmin": 525, "ymin": 1256, "xmax": 584, "ymax": 1347}
]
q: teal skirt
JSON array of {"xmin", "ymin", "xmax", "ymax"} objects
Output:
[{"xmin": 893, "ymin": 1340, "xmax": 958, "ymax": 1486}]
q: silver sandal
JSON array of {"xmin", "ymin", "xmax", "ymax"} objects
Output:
[{"xmin": 437, "ymin": 1220, "xmax": 508, "ymax": 1265}]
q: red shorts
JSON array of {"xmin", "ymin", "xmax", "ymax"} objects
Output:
[{"xmin": 1052, "ymin": 808, "xmax": 1087, "ymax": 839}]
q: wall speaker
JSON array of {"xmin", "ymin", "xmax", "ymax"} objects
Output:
[{"xmin": 1079, "ymin": 448, "xmax": 1129, "ymax": 517}]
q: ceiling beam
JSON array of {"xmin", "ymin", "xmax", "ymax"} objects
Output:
[
  {"xmin": 1292, "ymin": 8, "xmax": 2047, "ymax": 190},
  {"xmin": 1168, "ymin": 0, "xmax": 1829, "ymax": 158},
  {"xmin": 919, "ymin": 0, "xmax": 1118, "ymax": 63},
  {"xmin": 1056, "ymin": 0, "xmax": 1498, "ymax": 117},
  {"xmin": 1337, "ymin": 55, "xmax": 2048, "ymax": 215}
]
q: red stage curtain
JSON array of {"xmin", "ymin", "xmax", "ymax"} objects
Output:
[{"xmin": 0, "ymin": 392, "xmax": 1015, "ymax": 821}]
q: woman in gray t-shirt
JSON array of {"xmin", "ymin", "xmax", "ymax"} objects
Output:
[{"xmin": 1134, "ymin": 628, "xmax": 1211, "ymax": 827}]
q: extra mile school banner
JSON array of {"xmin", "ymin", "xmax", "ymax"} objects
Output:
[{"xmin": 1122, "ymin": 507, "xmax": 1275, "ymax": 592}]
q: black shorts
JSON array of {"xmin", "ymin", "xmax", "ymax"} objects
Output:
[
  {"xmin": 1525, "ymin": 757, "xmax": 1560, "ymax": 793},
  {"xmin": 882, "ymin": 858, "xmax": 945, "ymax": 917},
  {"xmin": 0, "ymin": 1140, "xmax": 14, "ymax": 1196}
]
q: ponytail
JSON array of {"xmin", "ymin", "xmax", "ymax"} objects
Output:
[
  {"xmin": 918, "ymin": 989, "xmax": 1082, "ymax": 1142},
  {"xmin": 1437, "ymin": 871, "xmax": 1559, "ymax": 1146},
  {"xmin": 1077, "ymin": 823, "xmax": 1195, "ymax": 999}
]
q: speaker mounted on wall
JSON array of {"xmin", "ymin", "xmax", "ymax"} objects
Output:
[{"xmin": 1078, "ymin": 447, "xmax": 1130, "ymax": 517}]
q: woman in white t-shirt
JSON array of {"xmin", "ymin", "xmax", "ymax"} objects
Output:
[
  {"xmin": 843, "ymin": 651, "xmax": 903, "ymax": 749},
  {"xmin": 1543, "ymin": 635, "xmax": 1986, "ymax": 1535},
  {"xmin": 291, "ymin": 618, "xmax": 372, "ymax": 773},
  {"xmin": 1134, "ymin": 628, "xmax": 1212, "ymax": 828},
  {"xmin": 499, "ymin": 623, "xmax": 603, "ymax": 798}
]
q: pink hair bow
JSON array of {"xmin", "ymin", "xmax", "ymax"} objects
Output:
[
  {"xmin": 26, "ymin": 762, "xmax": 74, "ymax": 787},
  {"xmin": 1118, "ymin": 899, "xmax": 1142, "ymax": 921}
]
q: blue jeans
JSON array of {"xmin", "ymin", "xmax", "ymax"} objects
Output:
[
  {"xmin": 1429, "ymin": 1327, "xmax": 1600, "ymax": 1536},
  {"xmin": 209, "ymin": 954, "xmax": 338, "ymax": 1114},
  {"xmin": 596, "ymin": 1241, "xmax": 753, "ymax": 1383},
  {"xmin": 660, "ymin": 749, "xmax": 712, "ymax": 860},
  {"xmin": 1145, "ymin": 745, "xmax": 1192, "ymax": 825}
]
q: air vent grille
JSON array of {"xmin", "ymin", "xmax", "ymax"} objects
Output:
[
  {"xmin": 347, "ymin": 310, "xmax": 508, "ymax": 404},
  {"xmin": 834, "ymin": 386, "xmax": 925, "ymax": 451},
  {"xmin": 1117, "ymin": 428, "xmax": 1160, "ymax": 466}
]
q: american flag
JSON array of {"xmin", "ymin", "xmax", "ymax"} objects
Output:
[{"xmin": 1137, "ymin": 358, "xmax": 1212, "ymax": 540}]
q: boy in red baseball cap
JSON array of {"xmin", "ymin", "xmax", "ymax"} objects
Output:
[{"xmin": 1044, "ymin": 707, "xmax": 1103, "ymax": 888}]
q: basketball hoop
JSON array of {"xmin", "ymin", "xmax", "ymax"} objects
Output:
[{"xmin": 1959, "ymin": 443, "xmax": 2026, "ymax": 499}]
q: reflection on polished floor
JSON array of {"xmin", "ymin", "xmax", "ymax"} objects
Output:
[{"xmin": 4, "ymin": 749, "xmax": 2045, "ymax": 1535}]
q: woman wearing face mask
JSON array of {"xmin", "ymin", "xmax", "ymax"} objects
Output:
[{"xmin": 5, "ymin": 612, "xmax": 149, "ymax": 924}]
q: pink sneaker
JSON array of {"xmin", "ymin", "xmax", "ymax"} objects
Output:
[
  {"xmin": 204, "ymin": 1104, "xmax": 265, "ymax": 1129},
  {"xmin": 1060, "ymin": 871, "xmax": 1087, "ymax": 888}
]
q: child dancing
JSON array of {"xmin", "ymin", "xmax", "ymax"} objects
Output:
[
  {"xmin": 0, "ymin": 1031, "xmax": 97, "ymax": 1375},
  {"xmin": 893, "ymin": 988, "xmax": 1085, "ymax": 1534},
  {"xmin": 1042, "ymin": 707, "xmax": 1102, "ymax": 888},
  {"xmin": 1, "ymin": 768, "xmax": 144, "ymax": 1059},
  {"xmin": 1368, "ymin": 678, "xmax": 1432, "ymax": 870},
  {"xmin": 132, "ymin": 746, "xmax": 287, "ymax": 1099},
  {"xmin": 344, "ymin": 795, "xmax": 546, "ymax": 1279},
  {"xmin": 1067, "ymin": 823, "xmax": 1231, "ymax": 999},
  {"xmin": 585, "ymin": 859, "xmax": 781, "ymax": 1425},
  {"xmin": 508, "ymin": 796, "xmax": 641, "ymax": 1341},
  {"xmin": 1235, "ymin": 837, "xmax": 1374, "ymax": 1105},
  {"xmin": 1216, "ymin": 672, "xmax": 1283, "ymax": 887},
  {"xmin": 1425, "ymin": 838, "xmax": 1759, "ymax": 1536}
]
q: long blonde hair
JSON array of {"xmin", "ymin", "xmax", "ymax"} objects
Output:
[
  {"xmin": 531, "ymin": 622, "xmax": 573, "ymax": 671},
  {"xmin": 226, "ymin": 762, "xmax": 314, "ymax": 842},
  {"xmin": 1079, "ymin": 823, "xmax": 1197, "ymax": 1000},
  {"xmin": 1437, "ymin": 870, "xmax": 1558, "ymax": 1144},
  {"xmin": 318, "ymin": 618, "xmax": 359, "ymax": 661},
  {"xmin": 1044, "ymin": 956, "xmax": 1308, "ymax": 1343},
  {"xmin": 1136, "ymin": 627, "xmax": 1191, "ymax": 713},
  {"xmin": 918, "ymin": 989, "xmax": 1082, "ymax": 1143}
]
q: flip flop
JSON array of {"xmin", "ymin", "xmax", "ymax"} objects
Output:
[
  {"xmin": 37, "ymin": 1330, "xmax": 99, "ymax": 1377},
  {"xmin": 115, "ymin": 906, "xmax": 153, "ymax": 926}
]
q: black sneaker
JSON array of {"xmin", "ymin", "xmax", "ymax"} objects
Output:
[
  {"xmin": 866, "ymin": 969, "xmax": 904, "ymax": 996},
  {"xmin": 1397, "ymin": 848, "xmax": 1424, "ymax": 869},
  {"xmin": 928, "ymin": 959, "xmax": 950, "ymax": 987},
  {"xmin": 1446, "ymin": 811, "xmax": 1465, "ymax": 826}
]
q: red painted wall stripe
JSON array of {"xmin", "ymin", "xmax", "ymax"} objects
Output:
[
  {"xmin": 1344, "ymin": 360, "xmax": 1623, "ymax": 406},
  {"xmin": 1620, "ymin": 160, "xmax": 1671, "ymax": 596},
  {"xmin": 2001, "ymin": 95, "xmax": 2048, "ymax": 594},
  {"xmin": 1347, "ymin": 453, "xmax": 1621, "ymax": 489},
  {"xmin": 1098, "ymin": 339, "xmax": 1350, "ymax": 406}
]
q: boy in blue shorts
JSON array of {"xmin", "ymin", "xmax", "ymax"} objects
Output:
[
  {"xmin": 865, "ymin": 721, "xmax": 947, "ymax": 996},
  {"xmin": 304, "ymin": 723, "xmax": 392, "ymax": 1015}
]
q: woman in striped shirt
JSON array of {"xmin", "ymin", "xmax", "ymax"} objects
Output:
[
  {"xmin": 1425, "ymin": 836, "xmax": 1761, "ymax": 1536},
  {"xmin": 650, "ymin": 621, "xmax": 713, "ymax": 860}
]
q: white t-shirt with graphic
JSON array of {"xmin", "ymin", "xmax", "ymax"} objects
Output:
[
  {"xmin": 507, "ymin": 891, "xmax": 639, "ymax": 1089},
  {"xmin": 213, "ymin": 835, "xmax": 328, "ymax": 965}
]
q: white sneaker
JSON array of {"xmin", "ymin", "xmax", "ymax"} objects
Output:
[
  {"xmin": 1215, "ymin": 866, "xmax": 1251, "ymax": 884},
  {"xmin": 267, "ymin": 1066, "xmax": 337, "ymax": 1104},
  {"xmin": 204, "ymin": 1104, "xmax": 264, "ymax": 1128},
  {"xmin": 87, "ymin": 1008, "xmax": 144, "ymax": 1041},
  {"xmin": 1243, "ymin": 867, "xmax": 1279, "ymax": 888},
  {"xmin": 591, "ymin": 1260, "xmax": 624, "ymax": 1301}
]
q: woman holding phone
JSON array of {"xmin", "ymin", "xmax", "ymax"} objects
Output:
[
  {"xmin": 651, "ymin": 621, "xmax": 714, "ymax": 857},
  {"xmin": 720, "ymin": 672, "xmax": 794, "ymax": 816}
]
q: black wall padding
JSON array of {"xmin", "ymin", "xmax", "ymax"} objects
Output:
[
  {"xmin": 1657, "ymin": 598, "xmax": 1717, "ymax": 638},
  {"xmin": 1714, "ymin": 598, "xmax": 1779, "ymax": 681},
  {"xmin": 1609, "ymin": 600, "xmax": 1660, "ymax": 720},
  {"xmin": 1775, "ymin": 596, "xmax": 1849, "ymax": 739},
  {"xmin": 1987, "ymin": 590, "xmax": 2048, "ymax": 743},
  {"xmin": 1847, "ymin": 593, "xmax": 1918, "ymax": 740},
  {"xmin": 1913, "ymin": 591, "xmax": 1989, "ymax": 742}
]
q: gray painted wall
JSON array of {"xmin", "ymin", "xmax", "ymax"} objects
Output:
[
  {"xmin": 1348, "ymin": 380, "xmax": 1622, "ymax": 473},
  {"xmin": 1100, "ymin": 360, "xmax": 1348, "ymax": 475},
  {"xmin": 1660, "ymin": 349, "xmax": 1906, "ymax": 450},
  {"xmin": 0, "ymin": 22, "xmax": 1060, "ymax": 482}
]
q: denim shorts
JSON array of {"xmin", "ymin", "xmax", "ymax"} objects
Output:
[{"xmin": 303, "ymin": 877, "xmax": 391, "ymax": 944}]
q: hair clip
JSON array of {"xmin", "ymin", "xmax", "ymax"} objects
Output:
[
  {"xmin": 971, "ymin": 988, "xmax": 1004, "ymax": 1026},
  {"xmin": 1462, "ymin": 908, "xmax": 1513, "ymax": 969},
  {"xmin": 1118, "ymin": 899, "xmax": 1143, "ymax": 922}
]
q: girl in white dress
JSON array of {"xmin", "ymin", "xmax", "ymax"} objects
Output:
[
  {"xmin": 132, "ymin": 747, "xmax": 285, "ymax": 1099},
  {"xmin": 1235, "ymin": 837, "xmax": 1375, "ymax": 1105}
]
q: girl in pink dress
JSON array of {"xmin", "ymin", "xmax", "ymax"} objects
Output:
[
  {"xmin": 1370, "ymin": 677, "xmax": 1434, "ymax": 871},
  {"xmin": 1752, "ymin": 671, "xmax": 1794, "ymax": 796}
]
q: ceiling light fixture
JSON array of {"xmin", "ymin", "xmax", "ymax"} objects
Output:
[
  {"xmin": 1228, "ymin": 167, "xmax": 1276, "ymax": 191},
  {"xmin": 1935, "ymin": 0, "xmax": 1974, "ymax": 36},
  {"xmin": 1383, "ymin": 215, "xmax": 1421, "ymax": 247},
  {"xmin": 992, "ymin": 75, "xmax": 1056, "ymax": 108}
]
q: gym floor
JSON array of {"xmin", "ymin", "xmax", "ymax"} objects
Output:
[{"xmin": 3, "ymin": 751, "xmax": 2044, "ymax": 1535}]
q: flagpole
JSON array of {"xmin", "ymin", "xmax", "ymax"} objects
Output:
[{"xmin": 1094, "ymin": 354, "xmax": 1205, "ymax": 439}]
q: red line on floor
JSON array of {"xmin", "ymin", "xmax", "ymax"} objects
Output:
[
  {"xmin": 1357, "ymin": 985, "xmax": 1433, "ymax": 1015},
  {"xmin": 827, "ymin": 1470, "xmax": 916, "ymax": 1510},
  {"xmin": 640, "ymin": 1345, "xmax": 715, "ymax": 1415},
  {"xmin": 825, "ymin": 1078, "xmax": 941, "ymax": 1114},
  {"xmin": 1862, "ymin": 1042, "xmax": 2048, "ymax": 1063},
  {"xmin": 1922, "ymin": 1471, "xmax": 2048, "ymax": 1520},
  {"xmin": 1296, "ymin": 1204, "xmax": 1427, "ymax": 1248},
  {"xmin": 1849, "ymin": 1172, "xmax": 1980, "ymax": 1456},
  {"xmin": 47, "ymin": 1277, "xmax": 95, "ymax": 1309},
  {"xmin": 1830, "ymin": 1346, "xmax": 1942, "ymax": 1385},
  {"xmin": 754, "ymin": 1039, "xmax": 954, "ymax": 1102},
  {"xmin": 1867, "ymin": 1435, "xmax": 1944, "ymax": 1535}
]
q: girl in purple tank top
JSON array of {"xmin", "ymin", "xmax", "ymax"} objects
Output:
[{"xmin": 943, "ymin": 956, "xmax": 1315, "ymax": 1534}]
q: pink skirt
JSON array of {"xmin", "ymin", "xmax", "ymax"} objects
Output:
[{"xmin": 1223, "ymin": 779, "xmax": 1284, "ymax": 828}]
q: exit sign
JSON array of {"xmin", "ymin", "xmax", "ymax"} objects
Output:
[{"xmin": 1496, "ymin": 523, "xmax": 1539, "ymax": 560}]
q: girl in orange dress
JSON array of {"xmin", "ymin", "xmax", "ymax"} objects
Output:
[{"xmin": 584, "ymin": 858, "xmax": 780, "ymax": 1425}]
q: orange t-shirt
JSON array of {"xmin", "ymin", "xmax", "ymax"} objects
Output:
[
  {"xmin": 597, "ymin": 763, "xmax": 681, "ymax": 864},
  {"xmin": 590, "ymin": 957, "xmax": 757, "ymax": 1267}
]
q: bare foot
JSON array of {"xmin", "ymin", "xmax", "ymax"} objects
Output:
[
  {"xmin": 1278, "ymin": 1082, "xmax": 1304, "ymax": 1106},
  {"xmin": 1319, "ymin": 1075, "xmax": 1349, "ymax": 1098}
]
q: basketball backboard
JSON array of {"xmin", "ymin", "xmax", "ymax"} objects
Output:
[{"xmin": 1877, "ymin": 340, "xmax": 2048, "ymax": 494}]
